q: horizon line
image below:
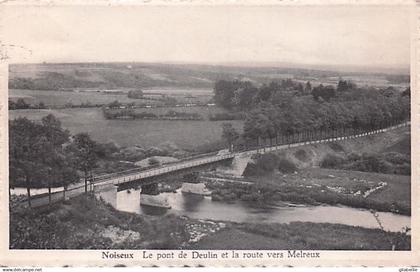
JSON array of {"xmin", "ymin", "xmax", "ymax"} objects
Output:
[{"xmin": 9, "ymin": 60, "xmax": 410, "ymax": 74}]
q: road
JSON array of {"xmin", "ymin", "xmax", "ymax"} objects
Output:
[
  {"xmin": 78, "ymin": 121, "xmax": 411, "ymax": 189},
  {"xmin": 13, "ymin": 121, "xmax": 409, "ymax": 209}
]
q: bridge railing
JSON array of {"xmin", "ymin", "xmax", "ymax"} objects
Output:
[
  {"xmin": 13, "ymin": 182, "xmax": 93, "ymax": 210},
  {"xmin": 92, "ymin": 150, "xmax": 222, "ymax": 183},
  {"xmin": 93, "ymin": 153, "xmax": 235, "ymax": 186},
  {"xmin": 233, "ymin": 120, "xmax": 410, "ymax": 153},
  {"xmin": 12, "ymin": 120, "xmax": 409, "ymax": 209},
  {"xmin": 81, "ymin": 120, "xmax": 411, "ymax": 185}
]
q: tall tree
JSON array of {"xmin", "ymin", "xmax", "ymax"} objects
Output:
[
  {"xmin": 41, "ymin": 114, "xmax": 73, "ymax": 203},
  {"xmin": 10, "ymin": 118, "xmax": 47, "ymax": 207},
  {"xmin": 304, "ymin": 81, "xmax": 312, "ymax": 94},
  {"xmin": 70, "ymin": 133, "xmax": 98, "ymax": 193},
  {"xmin": 221, "ymin": 123, "xmax": 240, "ymax": 151},
  {"xmin": 9, "ymin": 116, "xmax": 78, "ymax": 207}
]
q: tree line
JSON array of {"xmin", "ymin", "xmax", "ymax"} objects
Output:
[
  {"xmin": 10, "ymin": 115, "xmax": 100, "ymax": 207},
  {"xmin": 217, "ymin": 79, "xmax": 410, "ymax": 150},
  {"xmin": 9, "ymin": 99, "xmax": 47, "ymax": 110}
]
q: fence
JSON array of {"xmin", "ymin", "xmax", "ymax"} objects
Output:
[{"xmin": 234, "ymin": 119, "xmax": 410, "ymax": 153}]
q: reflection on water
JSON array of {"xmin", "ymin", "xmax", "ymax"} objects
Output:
[
  {"xmin": 140, "ymin": 205, "xmax": 169, "ymax": 216},
  {"xmin": 96, "ymin": 186, "xmax": 411, "ymax": 233},
  {"xmin": 180, "ymin": 193, "xmax": 205, "ymax": 212}
]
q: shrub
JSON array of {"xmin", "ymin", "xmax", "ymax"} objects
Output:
[
  {"xmin": 395, "ymin": 164, "xmax": 411, "ymax": 175},
  {"xmin": 328, "ymin": 142, "xmax": 344, "ymax": 152},
  {"xmin": 243, "ymin": 153, "xmax": 288, "ymax": 176},
  {"xmin": 320, "ymin": 154, "xmax": 345, "ymax": 168},
  {"xmin": 359, "ymin": 153, "xmax": 391, "ymax": 173},
  {"xmin": 347, "ymin": 152, "xmax": 361, "ymax": 161},
  {"xmin": 116, "ymin": 146, "xmax": 146, "ymax": 162},
  {"xmin": 158, "ymin": 141, "xmax": 179, "ymax": 155},
  {"xmin": 278, "ymin": 158, "xmax": 298, "ymax": 173},
  {"xmin": 294, "ymin": 149, "xmax": 309, "ymax": 162},
  {"xmin": 127, "ymin": 90, "xmax": 143, "ymax": 99},
  {"xmin": 209, "ymin": 112, "xmax": 245, "ymax": 121},
  {"xmin": 255, "ymin": 153, "xmax": 279, "ymax": 171},
  {"xmin": 148, "ymin": 157, "xmax": 160, "ymax": 166},
  {"xmin": 383, "ymin": 152, "xmax": 410, "ymax": 165},
  {"xmin": 243, "ymin": 162, "xmax": 264, "ymax": 177},
  {"xmin": 145, "ymin": 147, "xmax": 167, "ymax": 157}
]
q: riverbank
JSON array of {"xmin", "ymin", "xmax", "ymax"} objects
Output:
[
  {"xmin": 10, "ymin": 194, "xmax": 410, "ymax": 250},
  {"xmin": 205, "ymin": 167, "xmax": 410, "ymax": 215}
]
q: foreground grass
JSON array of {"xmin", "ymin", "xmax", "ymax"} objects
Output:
[
  {"xmin": 190, "ymin": 222, "xmax": 410, "ymax": 250},
  {"xmin": 10, "ymin": 195, "xmax": 191, "ymax": 249}
]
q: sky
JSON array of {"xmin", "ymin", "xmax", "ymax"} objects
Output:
[{"xmin": 2, "ymin": 4, "xmax": 413, "ymax": 69}]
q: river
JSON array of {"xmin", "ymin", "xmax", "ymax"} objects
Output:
[{"xmin": 96, "ymin": 186, "xmax": 410, "ymax": 233}]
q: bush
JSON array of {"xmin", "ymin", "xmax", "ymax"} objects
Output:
[
  {"xmin": 395, "ymin": 164, "xmax": 411, "ymax": 175},
  {"xmin": 278, "ymin": 158, "xmax": 298, "ymax": 173},
  {"xmin": 148, "ymin": 157, "xmax": 160, "ymax": 166},
  {"xmin": 209, "ymin": 112, "xmax": 245, "ymax": 121},
  {"xmin": 127, "ymin": 90, "xmax": 143, "ymax": 99},
  {"xmin": 324, "ymin": 151, "xmax": 411, "ymax": 176},
  {"xmin": 294, "ymin": 149, "xmax": 309, "ymax": 162},
  {"xmin": 383, "ymin": 152, "xmax": 410, "ymax": 165},
  {"xmin": 359, "ymin": 153, "xmax": 391, "ymax": 173},
  {"xmin": 243, "ymin": 153, "xmax": 284, "ymax": 176},
  {"xmin": 256, "ymin": 153, "xmax": 280, "ymax": 172},
  {"xmin": 328, "ymin": 142, "xmax": 344, "ymax": 152},
  {"xmin": 145, "ymin": 147, "xmax": 167, "ymax": 157},
  {"xmin": 243, "ymin": 162, "xmax": 264, "ymax": 177},
  {"xmin": 347, "ymin": 152, "xmax": 361, "ymax": 162},
  {"xmin": 158, "ymin": 141, "xmax": 179, "ymax": 155},
  {"xmin": 116, "ymin": 146, "xmax": 146, "ymax": 162},
  {"xmin": 320, "ymin": 154, "xmax": 345, "ymax": 168}
]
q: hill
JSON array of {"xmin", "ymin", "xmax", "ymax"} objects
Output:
[{"xmin": 9, "ymin": 62, "xmax": 409, "ymax": 91}]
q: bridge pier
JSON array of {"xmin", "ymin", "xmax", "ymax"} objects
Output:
[
  {"xmin": 140, "ymin": 183, "xmax": 159, "ymax": 195},
  {"xmin": 140, "ymin": 183, "xmax": 171, "ymax": 209}
]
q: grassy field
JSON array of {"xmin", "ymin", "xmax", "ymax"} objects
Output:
[
  {"xmin": 9, "ymin": 89, "xmax": 159, "ymax": 107},
  {"xmin": 9, "ymin": 108, "xmax": 243, "ymax": 150},
  {"xmin": 106, "ymin": 105, "xmax": 228, "ymax": 120},
  {"xmin": 9, "ymin": 88, "xmax": 214, "ymax": 107}
]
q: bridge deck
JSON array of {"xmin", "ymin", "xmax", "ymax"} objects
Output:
[
  {"xmin": 13, "ymin": 121, "xmax": 409, "ymax": 209},
  {"xmin": 93, "ymin": 122, "xmax": 409, "ymax": 188}
]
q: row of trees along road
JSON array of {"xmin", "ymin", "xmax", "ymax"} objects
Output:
[
  {"xmin": 9, "ymin": 114, "xmax": 98, "ymax": 207},
  {"xmin": 218, "ymin": 79, "xmax": 410, "ymax": 150}
]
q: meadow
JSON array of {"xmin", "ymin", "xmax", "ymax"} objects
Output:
[
  {"xmin": 9, "ymin": 88, "xmax": 214, "ymax": 107},
  {"xmin": 106, "ymin": 105, "xmax": 229, "ymax": 120},
  {"xmin": 9, "ymin": 89, "xmax": 155, "ymax": 107},
  {"xmin": 9, "ymin": 108, "xmax": 244, "ymax": 150}
]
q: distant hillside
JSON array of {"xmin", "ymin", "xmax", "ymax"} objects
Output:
[{"xmin": 9, "ymin": 62, "xmax": 409, "ymax": 91}]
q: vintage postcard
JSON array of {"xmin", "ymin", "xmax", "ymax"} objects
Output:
[{"xmin": 0, "ymin": 0, "xmax": 419, "ymax": 267}]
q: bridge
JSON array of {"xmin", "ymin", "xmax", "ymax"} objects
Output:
[{"xmin": 13, "ymin": 121, "xmax": 410, "ymax": 209}]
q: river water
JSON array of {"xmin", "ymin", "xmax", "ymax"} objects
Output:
[{"xmin": 96, "ymin": 187, "xmax": 410, "ymax": 233}]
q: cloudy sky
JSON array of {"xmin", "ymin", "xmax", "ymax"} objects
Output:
[{"xmin": 2, "ymin": 4, "xmax": 413, "ymax": 69}]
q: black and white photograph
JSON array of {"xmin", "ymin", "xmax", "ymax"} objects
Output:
[{"xmin": 1, "ymin": 1, "xmax": 417, "ymax": 265}]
